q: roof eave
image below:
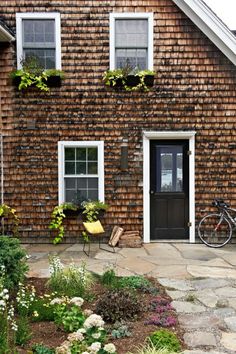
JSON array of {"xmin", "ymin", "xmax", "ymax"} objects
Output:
[
  {"xmin": 172, "ymin": 0, "xmax": 236, "ymax": 66},
  {"xmin": 0, "ymin": 23, "xmax": 14, "ymax": 42}
]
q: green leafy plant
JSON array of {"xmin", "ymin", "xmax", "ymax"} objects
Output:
[
  {"xmin": 0, "ymin": 236, "xmax": 28, "ymax": 289},
  {"xmin": 127, "ymin": 343, "xmax": 180, "ymax": 354},
  {"xmin": 0, "ymin": 204, "xmax": 19, "ymax": 235},
  {"xmin": 100, "ymin": 267, "xmax": 118, "ymax": 288},
  {"xmin": 54, "ymin": 302, "xmax": 85, "ymax": 332},
  {"xmin": 32, "ymin": 343, "xmax": 55, "ymax": 354},
  {"xmin": 111, "ymin": 322, "xmax": 132, "ymax": 339},
  {"xmin": 103, "ymin": 67, "xmax": 155, "ymax": 92},
  {"xmin": 47, "ymin": 256, "xmax": 93, "ymax": 298},
  {"xmin": 118, "ymin": 275, "xmax": 153, "ymax": 290},
  {"xmin": 148, "ymin": 329, "xmax": 181, "ymax": 352},
  {"xmin": 96, "ymin": 288, "xmax": 142, "ymax": 323},
  {"xmin": 30, "ymin": 295, "xmax": 55, "ymax": 322},
  {"xmin": 49, "ymin": 202, "xmax": 78, "ymax": 244},
  {"xmin": 10, "ymin": 56, "xmax": 65, "ymax": 92}
]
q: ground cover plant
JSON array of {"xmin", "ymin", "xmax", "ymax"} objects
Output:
[{"xmin": 1, "ymin": 251, "xmax": 185, "ymax": 354}]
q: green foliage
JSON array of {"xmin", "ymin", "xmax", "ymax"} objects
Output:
[
  {"xmin": 30, "ymin": 295, "xmax": 55, "ymax": 322},
  {"xmin": 111, "ymin": 322, "xmax": 132, "ymax": 339},
  {"xmin": 54, "ymin": 303, "xmax": 85, "ymax": 332},
  {"xmin": 96, "ymin": 288, "xmax": 142, "ymax": 323},
  {"xmin": 103, "ymin": 67, "xmax": 155, "ymax": 92},
  {"xmin": 100, "ymin": 268, "xmax": 118, "ymax": 287},
  {"xmin": 148, "ymin": 330, "xmax": 181, "ymax": 352},
  {"xmin": 47, "ymin": 256, "xmax": 92, "ymax": 298},
  {"xmin": 32, "ymin": 343, "xmax": 55, "ymax": 354},
  {"xmin": 0, "ymin": 204, "xmax": 19, "ymax": 235},
  {"xmin": 0, "ymin": 236, "xmax": 28, "ymax": 289},
  {"xmin": 127, "ymin": 343, "xmax": 180, "ymax": 354},
  {"xmin": 118, "ymin": 275, "xmax": 153, "ymax": 290},
  {"xmin": 15, "ymin": 316, "xmax": 32, "ymax": 346},
  {"xmin": 82, "ymin": 200, "xmax": 109, "ymax": 222},
  {"xmin": 10, "ymin": 56, "xmax": 65, "ymax": 92},
  {"xmin": 49, "ymin": 202, "xmax": 78, "ymax": 244}
]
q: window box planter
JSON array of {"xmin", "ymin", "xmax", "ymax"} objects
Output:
[
  {"xmin": 126, "ymin": 75, "xmax": 141, "ymax": 87},
  {"xmin": 43, "ymin": 75, "xmax": 62, "ymax": 87},
  {"xmin": 103, "ymin": 69, "xmax": 155, "ymax": 91}
]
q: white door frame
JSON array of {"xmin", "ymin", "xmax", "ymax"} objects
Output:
[{"xmin": 143, "ymin": 131, "xmax": 196, "ymax": 243}]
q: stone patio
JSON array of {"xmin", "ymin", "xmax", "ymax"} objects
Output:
[{"xmin": 24, "ymin": 242, "xmax": 236, "ymax": 353}]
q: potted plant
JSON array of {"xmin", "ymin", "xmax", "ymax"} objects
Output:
[
  {"xmin": 10, "ymin": 56, "xmax": 65, "ymax": 92},
  {"xmin": 103, "ymin": 66, "xmax": 155, "ymax": 92}
]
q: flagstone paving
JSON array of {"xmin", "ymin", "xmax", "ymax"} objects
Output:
[{"xmin": 24, "ymin": 242, "xmax": 236, "ymax": 353}]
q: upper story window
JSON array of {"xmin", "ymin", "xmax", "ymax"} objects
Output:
[
  {"xmin": 16, "ymin": 13, "xmax": 61, "ymax": 69},
  {"xmin": 110, "ymin": 13, "xmax": 153, "ymax": 71}
]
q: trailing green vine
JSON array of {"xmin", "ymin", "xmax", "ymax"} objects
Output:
[
  {"xmin": 0, "ymin": 204, "xmax": 19, "ymax": 235},
  {"xmin": 49, "ymin": 203, "xmax": 78, "ymax": 244}
]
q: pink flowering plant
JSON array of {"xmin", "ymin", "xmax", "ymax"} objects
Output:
[{"xmin": 145, "ymin": 296, "xmax": 177, "ymax": 328}]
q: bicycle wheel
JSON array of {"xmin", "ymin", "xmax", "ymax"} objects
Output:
[{"xmin": 198, "ymin": 213, "xmax": 232, "ymax": 248}]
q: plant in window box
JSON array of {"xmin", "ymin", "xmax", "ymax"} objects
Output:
[
  {"xmin": 10, "ymin": 56, "xmax": 65, "ymax": 92},
  {"xmin": 103, "ymin": 69, "xmax": 126, "ymax": 88},
  {"xmin": 49, "ymin": 202, "xmax": 79, "ymax": 244},
  {"xmin": 125, "ymin": 69, "xmax": 155, "ymax": 92},
  {"xmin": 0, "ymin": 204, "xmax": 19, "ymax": 235}
]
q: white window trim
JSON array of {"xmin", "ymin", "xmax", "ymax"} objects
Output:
[
  {"xmin": 58, "ymin": 141, "xmax": 104, "ymax": 205},
  {"xmin": 143, "ymin": 131, "xmax": 196, "ymax": 244},
  {"xmin": 16, "ymin": 12, "xmax": 61, "ymax": 69},
  {"xmin": 109, "ymin": 12, "xmax": 153, "ymax": 70}
]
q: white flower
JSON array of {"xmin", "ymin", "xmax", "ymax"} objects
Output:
[
  {"xmin": 92, "ymin": 332, "xmax": 101, "ymax": 339},
  {"xmin": 77, "ymin": 328, "xmax": 86, "ymax": 334},
  {"xmin": 67, "ymin": 331, "xmax": 84, "ymax": 342},
  {"xmin": 70, "ymin": 297, "xmax": 84, "ymax": 307},
  {"xmin": 88, "ymin": 342, "xmax": 101, "ymax": 352},
  {"xmin": 50, "ymin": 297, "xmax": 64, "ymax": 305},
  {"xmin": 104, "ymin": 343, "xmax": 116, "ymax": 353},
  {"xmin": 83, "ymin": 314, "xmax": 104, "ymax": 329}
]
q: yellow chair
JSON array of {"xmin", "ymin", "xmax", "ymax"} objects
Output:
[{"xmin": 82, "ymin": 220, "xmax": 115, "ymax": 256}]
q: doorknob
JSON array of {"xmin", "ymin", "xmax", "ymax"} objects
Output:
[{"xmin": 150, "ymin": 190, "xmax": 154, "ymax": 194}]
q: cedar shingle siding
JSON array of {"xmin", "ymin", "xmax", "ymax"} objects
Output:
[{"xmin": 0, "ymin": 0, "xmax": 236, "ymax": 242}]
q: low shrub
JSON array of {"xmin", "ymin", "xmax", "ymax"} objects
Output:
[
  {"xmin": 111, "ymin": 322, "xmax": 132, "ymax": 339},
  {"xmin": 0, "ymin": 236, "xmax": 28, "ymax": 289},
  {"xmin": 53, "ymin": 297, "xmax": 85, "ymax": 332},
  {"xmin": 30, "ymin": 295, "xmax": 55, "ymax": 322},
  {"xmin": 148, "ymin": 329, "xmax": 181, "ymax": 352},
  {"xmin": 118, "ymin": 275, "xmax": 153, "ymax": 291},
  {"xmin": 100, "ymin": 267, "xmax": 118, "ymax": 288},
  {"xmin": 96, "ymin": 288, "xmax": 142, "ymax": 323},
  {"xmin": 32, "ymin": 343, "xmax": 55, "ymax": 354},
  {"xmin": 127, "ymin": 343, "xmax": 180, "ymax": 354}
]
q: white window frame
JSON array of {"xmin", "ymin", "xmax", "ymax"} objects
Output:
[
  {"xmin": 109, "ymin": 12, "xmax": 153, "ymax": 70},
  {"xmin": 58, "ymin": 141, "xmax": 104, "ymax": 205},
  {"xmin": 16, "ymin": 12, "xmax": 61, "ymax": 69}
]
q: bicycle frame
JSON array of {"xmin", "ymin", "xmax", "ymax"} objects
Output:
[{"xmin": 218, "ymin": 205, "xmax": 236, "ymax": 227}]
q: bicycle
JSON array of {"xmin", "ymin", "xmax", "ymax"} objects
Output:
[{"xmin": 198, "ymin": 199, "xmax": 236, "ymax": 248}]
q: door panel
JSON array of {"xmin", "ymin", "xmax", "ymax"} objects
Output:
[{"xmin": 150, "ymin": 140, "xmax": 189, "ymax": 240}]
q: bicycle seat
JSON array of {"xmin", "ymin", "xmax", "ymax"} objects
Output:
[{"xmin": 213, "ymin": 199, "xmax": 229, "ymax": 208}]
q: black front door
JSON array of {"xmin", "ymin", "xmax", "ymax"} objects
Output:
[{"xmin": 150, "ymin": 140, "xmax": 189, "ymax": 240}]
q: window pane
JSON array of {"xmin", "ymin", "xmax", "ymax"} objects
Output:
[
  {"xmin": 24, "ymin": 49, "xmax": 55, "ymax": 69},
  {"xmin": 115, "ymin": 19, "xmax": 148, "ymax": 47},
  {"xmin": 88, "ymin": 178, "xmax": 98, "ymax": 189},
  {"xmin": 76, "ymin": 148, "xmax": 86, "ymax": 161},
  {"xmin": 65, "ymin": 190, "xmax": 76, "ymax": 203},
  {"xmin": 88, "ymin": 189, "xmax": 98, "ymax": 200},
  {"xmin": 88, "ymin": 148, "xmax": 97, "ymax": 161},
  {"xmin": 23, "ymin": 20, "xmax": 55, "ymax": 45},
  {"xmin": 65, "ymin": 148, "xmax": 75, "ymax": 160},
  {"xmin": 77, "ymin": 178, "xmax": 87, "ymax": 189},
  {"xmin": 88, "ymin": 162, "xmax": 97, "ymax": 174},
  {"xmin": 76, "ymin": 162, "xmax": 86, "ymax": 174},
  {"xmin": 161, "ymin": 153, "xmax": 173, "ymax": 192},
  {"xmin": 65, "ymin": 178, "xmax": 76, "ymax": 189},
  {"xmin": 65, "ymin": 162, "xmax": 75, "ymax": 175},
  {"xmin": 116, "ymin": 49, "xmax": 147, "ymax": 70}
]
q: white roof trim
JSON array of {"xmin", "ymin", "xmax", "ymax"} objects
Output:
[
  {"xmin": 0, "ymin": 24, "xmax": 14, "ymax": 42},
  {"xmin": 172, "ymin": 0, "xmax": 236, "ymax": 66}
]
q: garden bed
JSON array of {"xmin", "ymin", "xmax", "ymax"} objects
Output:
[{"xmin": 15, "ymin": 276, "xmax": 186, "ymax": 354}]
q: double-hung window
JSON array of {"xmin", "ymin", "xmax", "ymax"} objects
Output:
[
  {"xmin": 58, "ymin": 141, "xmax": 104, "ymax": 204},
  {"xmin": 16, "ymin": 12, "xmax": 61, "ymax": 69},
  {"xmin": 110, "ymin": 13, "xmax": 153, "ymax": 70}
]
